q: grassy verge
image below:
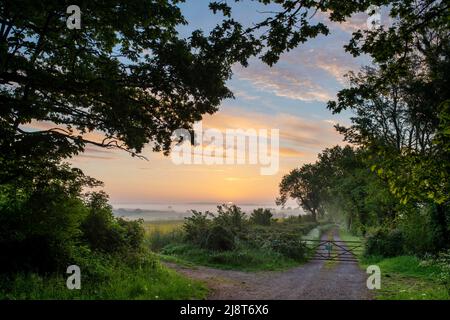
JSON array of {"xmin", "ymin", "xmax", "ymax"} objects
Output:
[
  {"xmin": 0, "ymin": 258, "xmax": 207, "ymax": 300},
  {"xmin": 338, "ymin": 228, "xmax": 362, "ymax": 243},
  {"xmin": 361, "ymin": 255, "xmax": 449, "ymax": 300},
  {"xmin": 338, "ymin": 228, "xmax": 449, "ymax": 300},
  {"xmin": 338, "ymin": 228, "xmax": 364, "ymax": 259}
]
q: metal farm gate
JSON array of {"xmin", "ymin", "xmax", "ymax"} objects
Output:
[{"xmin": 303, "ymin": 239, "xmax": 363, "ymax": 262}]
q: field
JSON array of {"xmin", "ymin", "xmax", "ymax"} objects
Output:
[{"xmin": 143, "ymin": 220, "xmax": 184, "ymax": 235}]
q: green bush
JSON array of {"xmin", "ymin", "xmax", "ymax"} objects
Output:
[
  {"xmin": 208, "ymin": 249, "xmax": 278, "ymax": 267},
  {"xmin": 183, "ymin": 210, "xmax": 212, "ymax": 248},
  {"xmin": 205, "ymin": 224, "xmax": 235, "ymax": 251},
  {"xmin": 183, "ymin": 205, "xmax": 247, "ymax": 251},
  {"xmin": 266, "ymin": 233, "xmax": 308, "ymax": 261},
  {"xmin": 168, "ymin": 206, "xmax": 313, "ymax": 265},
  {"xmin": 0, "ymin": 178, "xmax": 89, "ymax": 273},
  {"xmin": 247, "ymin": 222, "xmax": 312, "ymax": 261},
  {"xmin": 250, "ymin": 208, "xmax": 273, "ymax": 226},
  {"xmin": 81, "ymin": 192, "xmax": 146, "ymax": 262},
  {"xmin": 160, "ymin": 243, "xmax": 296, "ymax": 271},
  {"xmin": 214, "ymin": 204, "xmax": 248, "ymax": 235},
  {"xmin": 0, "ymin": 172, "xmax": 147, "ymax": 274},
  {"xmin": 398, "ymin": 206, "xmax": 437, "ymax": 255},
  {"xmin": 365, "ymin": 229, "xmax": 405, "ymax": 257},
  {"xmin": 0, "ymin": 253, "xmax": 205, "ymax": 300},
  {"xmin": 434, "ymin": 251, "xmax": 450, "ymax": 295},
  {"xmin": 422, "ymin": 250, "xmax": 450, "ymax": 295}
]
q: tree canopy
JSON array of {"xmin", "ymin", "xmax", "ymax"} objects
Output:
[
  {"xmin": 277, "ymin": 0, "xmax": 449, "ymax": 250},
  {"xmin": 3, "ymin": 0, "xmax": 448, "ymax": 163}
]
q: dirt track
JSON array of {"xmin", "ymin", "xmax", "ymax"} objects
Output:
[{"xmin": 166, "ymin": 229, "xmax": 372, "ymax": 300}]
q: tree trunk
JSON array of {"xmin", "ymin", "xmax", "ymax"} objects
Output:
[{"xmin": 311, "ymin": 210, "xmax": 317, "ymax": 222}]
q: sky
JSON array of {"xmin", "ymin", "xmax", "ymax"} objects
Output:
[{"xmin": 68, "ymin": 2, "xmax": 379, "ymax": 206}]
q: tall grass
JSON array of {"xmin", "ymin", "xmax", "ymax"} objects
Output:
[
  {"xmin": 0, "ymin": 257, "xmax": 206, "ymax": 300},
  {"xmin": 143, "ymin": 220, "xmax": 184, "ymax": 234},
  {"xmin": 145, "ymin": 220, "xmax": 185, "ymax": 251}
]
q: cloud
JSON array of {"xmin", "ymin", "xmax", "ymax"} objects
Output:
[
  {"xmin": 282, "ymin": 47, "xmax": 363, "ymax": 85},
  {"xmin": 202, "ymin": 108, "xmax": 345, "ymax": 151},
  {"xmin": 234, "ymin": 64, "xmax": 335, "ymax": 102},
  {"xmin": 75, "ymin": 154, "xmax": 116, "ymax": 160},
  {"xmin": 233, "ymin": 41, "xmax": 365, "ymax": 102},
  {"xmin": 21, "ymin": 121, "xmax": 119, "ymax": 161},
  {"xmin": 279, "ymin": 147, "xmax": 306, "ymax": 158},
  {"xmin": 326, "ymin": 12, "xmax": 369, "ymax": 33},
  {"xmin": 231, "ymin": 88, "xmax": 260, "ymax": 101},
  {"xmin": 75, "ymin": 146, "xmax": 117, "ymax": 161}
]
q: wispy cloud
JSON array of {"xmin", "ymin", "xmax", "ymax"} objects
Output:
[
  {"xmin": 234, "ymin": 64, "xmax": 335, "ymax": 102},
  {"xmin": 282, "ymin": 47, "xmax": 363, "ymax": 85},
  {"xmin": 76, "ymin": 146, "xmax": 117, "ymax": 161},
  {"xmin": 202, "ymin": 108, "xmax": 345, "ymax": 151}
]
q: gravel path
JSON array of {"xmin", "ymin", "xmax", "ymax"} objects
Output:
[{"xmin": 166, "ymin": 228, "xmax": 372, "ymax": 300}]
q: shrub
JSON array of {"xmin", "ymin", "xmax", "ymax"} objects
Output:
[
  {"xmin": 0, "ymin": 181, "xmax": 88, "ymax": 273},
  {"xmin": 183, "ymin": 205, "xmax": 247, "ymax": 251},
  {"xmin": 0, "ymin": 160, "xmax": 149, "ymax": 274},
  {"xmin": 183, "ymin": 210, "xmax": 212, "ymax": 248},
  {"xmin": 205, "ymin": 224, "xmax": 235, "ymax": 251},
  {"xmin": 214, "ymin": 204, "xmax": 248, "ymax": 235},
  {"xmin": 365, "ymin": 229, "xmax": 405, "ymax": 257},
  {"xmin": 421, "ymin": 250, "xmax": 450, "ymax": 295},
  {"xmin": 267, "ymin": 233, "xmax": 308, "ymax": 261},
  {"xmin": 209, "ymin": 249, "xmax": 269, "ymax": 266},
  {"xmin": 298, "ymin": 214, "xmax": 317, "ymax": 223},
  {"xmin": 0, "ymin": 252, "xmax": 204, "ymax": 300},
  {"xmin": 81, "ymin": 192, "xmax": 146, "ymax": 257},
  {"xmin": 433, "ymin": 251, "xmax": 450, "ymax": 295},
  {"xmin": 399, "ymin": 206, "xmax": 437, "ymax": 255},
  {"xmin": 282, "ymin": 215, "xmax": 304, "ymax": 224},
  {"xmin": 250, "ymin": 208, "xmax": 273, "ymax": 226}
]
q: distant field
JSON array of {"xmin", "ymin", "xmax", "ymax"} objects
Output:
[{"xmin": 143, "ymin": 220, "xmax": 184, "ymax": 235}]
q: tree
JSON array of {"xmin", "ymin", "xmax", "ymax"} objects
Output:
[
  {"xmin": 328, "ymin": 0, "xmax": 450, "ymax": 245},
  {"xmin": 329, "ymin": 0, "xmax": 449, "ymax": 204},
  {"xmin": 3, "ymin": 1, "xmax": 446, "ymax": 168},
  {"xmin": 5, "ymin": 0, "xmax": 444, "ymax": 163},
  {"xmin": 277, "ymin": 163, "xmax": 325, "ymax": 222},
  {"xmin": 0, "ymin": 0, "xmax": 259, "ymax": 166},
  {"xmin": 278, "ymin": 146, "xmax": 399, "ymax": 231},
  {"xmin": 250, "ymin": 208, "xmax": 273, "ymax": 226}
]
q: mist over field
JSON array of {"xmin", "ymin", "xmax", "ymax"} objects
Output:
[{"xmin": 113, "ymin": 202, "xmax": 305, "ymax": 221}]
